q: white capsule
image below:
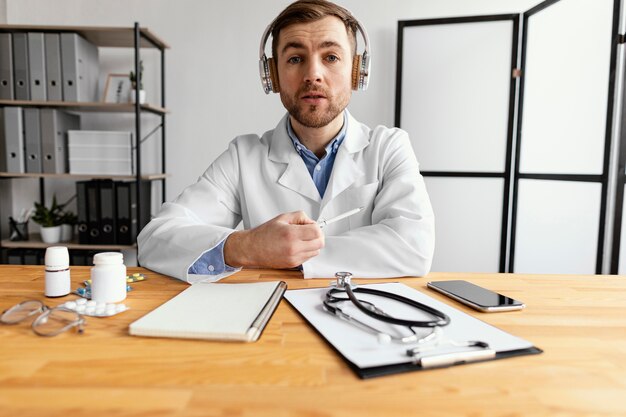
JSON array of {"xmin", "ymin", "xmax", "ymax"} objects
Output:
[{"xmin": 377, "ymin": 333, "xmax": 392, "ymax": 344}]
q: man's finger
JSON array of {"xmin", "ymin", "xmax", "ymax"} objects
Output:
[
  {"xmin": 289, "ymin": 223, "xmax": 323, "ymax": 241},
  {"xmin": 285, "ymin": 210, "xmax": 315, "ymax": 225}
]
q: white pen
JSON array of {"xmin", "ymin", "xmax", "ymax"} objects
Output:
[{"xmin": 317, "ymin": 207, "xmax": 364, "ymax": 229}]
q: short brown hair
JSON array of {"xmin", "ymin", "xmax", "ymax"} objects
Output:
[{"xmin": 270, "ymin": 0, "xmax": 358, "ymax": 58}]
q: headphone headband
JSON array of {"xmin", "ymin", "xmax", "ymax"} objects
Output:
[{"xmin": 259, "ymin": 16, "xmax": 371, "ymax": 94}]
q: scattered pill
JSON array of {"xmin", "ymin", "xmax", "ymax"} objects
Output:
[{"xmin": 126, "ymin": 273, "xmax": 147, "ymax": 283}]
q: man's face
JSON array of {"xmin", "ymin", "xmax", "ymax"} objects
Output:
[{"xmin": 275, "ymin": 16, "xmax": 353, "ymax": 129}]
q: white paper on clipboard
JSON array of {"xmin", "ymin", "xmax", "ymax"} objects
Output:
[{"xmin": 284, "ymin": 282, "xmax": 534, "ymax": 369}]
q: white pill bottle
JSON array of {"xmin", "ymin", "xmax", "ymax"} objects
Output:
[
  {"xmin": 44, "ymin": 246, "xmax": 71, "ymax": 297},
  {"xmin": 90, "ymin": 252, "xmax": 126, "ymax": 303}
]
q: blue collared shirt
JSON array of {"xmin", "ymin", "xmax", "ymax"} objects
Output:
[
  {"xmin": 188, "ymin": 112, "xmax": 347, "ymax": 276},
  {"xmin": 187, "ymin": 238, "xmax": 238, "ymax": 275},
  {"xmin": 286, "ymin": 114, "xmax": 347, "ymax": 199}
]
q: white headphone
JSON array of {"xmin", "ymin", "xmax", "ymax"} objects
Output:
[{"xmin": 259, "ymin": 17, "xmax": 371, "ymax": 94}]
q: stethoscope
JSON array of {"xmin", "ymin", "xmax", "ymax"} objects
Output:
[
  {"xmin": 323, "ymin": 272, "xmax": 451, "ymax": 345},
  {"xmin": 323, "ymin": 272, "xmax": 490, "ymax": 356}
]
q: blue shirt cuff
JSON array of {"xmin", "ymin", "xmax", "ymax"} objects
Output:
[{"xmin": 188, "ymin": 239, "xmax": 237, "ymax": 275}]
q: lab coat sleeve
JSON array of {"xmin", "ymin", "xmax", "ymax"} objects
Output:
[
  {"xmin": 137, "ymin": 141, "xmax": 244, "ymax": 283},
  {"xmin": 302, "ymin": 129, "xmax": 435, "ymax": 278}
]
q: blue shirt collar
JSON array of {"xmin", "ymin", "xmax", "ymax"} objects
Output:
[{"xmin": 287, "ymin": 111, "xmax": 347, "ymax": 161}]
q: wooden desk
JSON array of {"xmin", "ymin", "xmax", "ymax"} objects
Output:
[{"xmin": 0, "ymin": 266, "xmax": 625, "ymax": 417}]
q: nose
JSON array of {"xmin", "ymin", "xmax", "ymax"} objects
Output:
[{"xmin": 303, "ymin": 58, "xmax": 323, "ymax": 84}]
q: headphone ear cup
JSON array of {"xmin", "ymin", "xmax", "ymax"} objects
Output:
[
  {"xmin": 268, "ymin": 57, "xmax": 280, "ymax": 93},
  {"xmin": 352, "ymin": 55, "xmax": 362, "ymax": 91}
]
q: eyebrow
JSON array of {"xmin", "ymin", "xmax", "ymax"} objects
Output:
[{"xmin": 280, "ymin": 40, "xmax": 344, "ymax": 55}]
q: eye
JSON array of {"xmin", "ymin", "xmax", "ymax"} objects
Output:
[
  {"xmin": 326, "ymin": 55, "xmax": 339, "ymax": 63},
  {"xmin": 287, "ymin": 56, "xmax": 302, "ymax": 64}
]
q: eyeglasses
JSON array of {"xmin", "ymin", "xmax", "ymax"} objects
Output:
[{"xmin": 0, "ymin": 300, "xmax": 86, "ymax": 337}]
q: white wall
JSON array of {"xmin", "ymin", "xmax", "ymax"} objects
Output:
[{"xmin": 4, "ymin": 0, "xmax": 542, "ymax": 210}]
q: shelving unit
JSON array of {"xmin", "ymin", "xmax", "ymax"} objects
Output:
[
  {"xmin": 0, "ymin": 23, "xmax": 168, "ymax": 261},
  {"xmin": 1, "ymin": 234, "xmax": 137, "ymax": 251},
  {"xmin": 0, "ymin": 99, "xmax": 167, "ymax": 115},
  {"xmin": 0, "ymin": 172, "xmax": 167, "ymax": 181}
]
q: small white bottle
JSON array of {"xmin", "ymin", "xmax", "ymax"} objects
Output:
[
  {"xmin": 44, "ymin": 246, "xmax": 71, "ymax": 297},
  {"xmin": 90, "ymin": 252, "xmax": 127, "ymax": 303}
]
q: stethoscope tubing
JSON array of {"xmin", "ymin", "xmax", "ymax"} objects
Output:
[{"xmin": 325, "ymin": 285, "xmax": 450, "ymax": 328}]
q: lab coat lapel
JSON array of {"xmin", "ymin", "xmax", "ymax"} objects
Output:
[
  {"xmin": 279, "ymin": 154, "xmax": 322, "ymax": 203},
  {"xmin": 321, "ymin": 112, "xmax": 368, "ymax": 207},
  {"xmin": 322, "ymin": 146, "xmax": 362, "ymax": 206},
  {"xmin": 269, "ymin": 114, "xmax": 321, "ymax": 203}
]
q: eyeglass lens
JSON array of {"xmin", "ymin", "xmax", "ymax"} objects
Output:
[
  {"xmin": 33, "ymin": 308, "xmax": 84, "ymax": 337},
  {"xmin": 0, "ymin": 300, "xmax": 46, "ymax": 324}
]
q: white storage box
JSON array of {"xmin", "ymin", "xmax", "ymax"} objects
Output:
[{"xmin": 68, "ymin": 130, "xmax": 135, "ymax": 175}]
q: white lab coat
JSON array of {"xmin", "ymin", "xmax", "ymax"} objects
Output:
[{"xmin": 137, "ymin": 111, "xmax": 434, "ymax": 283}]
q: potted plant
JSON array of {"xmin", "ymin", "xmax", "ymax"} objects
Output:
[
  {"xmin": 129, "ymin": 61, "xmax": 146, "ymax": 104},
  {"xmin": 31, "ymin": 196, "xmax": 64, "ymax": 244}
]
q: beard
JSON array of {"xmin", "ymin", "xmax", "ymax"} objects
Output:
[{"xmin": 280, "ymin": 83, "xmax": 350, "ymax": 129}]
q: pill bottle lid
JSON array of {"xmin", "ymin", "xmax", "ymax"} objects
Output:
[
  {"xmin": 45, "ymin": 246, "xmax": 69, "ymax": 268},
  {"xmin": 93, "ymin": 252, "xmax": 124, "ymax": 265}
]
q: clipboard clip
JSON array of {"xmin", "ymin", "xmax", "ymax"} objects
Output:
[{"xmin": 407, "ymin": 340, "xmax": 495, "ymax": 368}]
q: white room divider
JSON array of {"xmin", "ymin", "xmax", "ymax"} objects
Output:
[
  {"xmin": 396, "ymin": 15, "xmax": 519, "ymax": 273},
  {"xmin": 510, "ymin": 0, "xmax": 615, "ymax": 274},
  {"xmin": 396, "ymin": 0, "xmax": 621, "ymax": 274}
]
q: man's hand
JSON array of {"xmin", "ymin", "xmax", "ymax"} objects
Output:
[{"xmin": 224, "ymin": 211, "xmax": 324, "ymax": 269}]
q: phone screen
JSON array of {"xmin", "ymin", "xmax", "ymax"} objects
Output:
[{"xmin": 427, "ymin": 280, "xmax": 524, "ymax": 310}]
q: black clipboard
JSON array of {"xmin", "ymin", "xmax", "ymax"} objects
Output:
[
  {"xmin": 347, "ymin": 346, "xmax": 542, "ymax": 379},
  {"xmin": 284, "ymin": 283, "xmax": 542, "ymax": 379}
]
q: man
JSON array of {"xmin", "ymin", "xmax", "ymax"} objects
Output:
[{"xmin": 138, "ymin": 0, "xmax": 434, "ymax": 282}]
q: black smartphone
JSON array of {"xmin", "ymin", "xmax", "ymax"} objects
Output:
[{"xmin": 427, "ymin": 280, "xmax": 525, "ymax": 312}]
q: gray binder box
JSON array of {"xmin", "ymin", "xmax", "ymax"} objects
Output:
[
  {"xmin": 0, "ymin": 33, "xmax": 14, "ymax": 100},
  {"xmin": 23, "ymin": 108, "xmax": 42, "ymax": 173},
  {"xmin": 41, "ymin": 109, "xmax": 80, "ymax": 173},
  {"xmin": 27, "ymin": 33, "xmax": 47, "ymax": 101},
  {"xmin": 0, "ymin": 107, "xmax": 25, "ymax": 173},
  {"xmin": 44, "ymin": 33, "xmax": 63, "ymax": 101},
  {"xmin": 68, "ymin": 130, "xmax": 134, "ymax": 175},
  {"xmin": 60, "ymin": 33, "xmax": 99, "ymax": 102},
  {"xmin": 12, "ymin": 33, "xmax": 30, "ymax": 100}
]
